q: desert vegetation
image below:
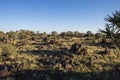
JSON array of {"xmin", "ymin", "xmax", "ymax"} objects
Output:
[{"xmin": 0, "ymin": 11, "xmax": 120, "ymax": 80}]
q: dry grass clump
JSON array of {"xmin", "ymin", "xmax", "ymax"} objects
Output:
[{"xmin": 0, "ymin": 44, "xmax": 17, "ymax": 56}]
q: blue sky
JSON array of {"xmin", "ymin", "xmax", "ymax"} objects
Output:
[{"xmin": 0, "ymin": 0, "xmax": 119, "ymax": 33}]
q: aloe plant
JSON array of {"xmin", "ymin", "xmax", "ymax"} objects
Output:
[{"xmin": 100, "ymin": 11, "xmax": 120, "ymax": 49}]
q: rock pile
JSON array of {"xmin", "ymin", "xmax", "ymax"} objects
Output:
[{"xmin": 70, "ymin": 42, "xmax": 88, "ymax": 55}]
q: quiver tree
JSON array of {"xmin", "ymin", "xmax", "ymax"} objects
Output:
[
  {"xmin": 0, "ymin": 31, "xmax": 5, "ymax": 43},
  {"xmin": 100, "ymin": 11, "xmax": 120, "ymax": 49},
  {"xmin": 3, "ymin": 35, "xmax": 9, "ymax": 44},
  {"xmin": 74, "ymin": 31, "xmax": 80, "ymax": 37},
  {"xmin": 86, "ymin": 31, "xmax": 93, "ymax": 37},
  {"xmin": 52, "ymin": 31, "xmax": 57, "ymax": 36},
  {"xmin": 8, "ymin": 31, "xmax": 18, "ymax": 45},
  {"xmin": 18, "ymin": 29, "xmax": 32, "ymax": 46},
  {"xmin": 67, "ymin": 31, "xmax": 74, "ymax": 37},
  {"xmin": 79, "ymin": 33, "xmax": 85, "ymax": 39},
  {"xmin": 95, "ymin": 33, "xmax": 103, "ymax": 43},
  {"xmin": 60, "ymin": 32, "xmax": 67, "ymax": 38}
]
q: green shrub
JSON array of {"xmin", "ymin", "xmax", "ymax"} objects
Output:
[{"xmin": 0, "ymin": 44, "xmax": 17, "ymax": 55}]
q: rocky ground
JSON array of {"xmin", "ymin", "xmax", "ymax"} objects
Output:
[{"xmin": 0, "ymin": 36, "xmax": 120, "ymax": 80}]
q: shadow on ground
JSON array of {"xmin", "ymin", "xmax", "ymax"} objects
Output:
[
  {"xmin": 0, "ymin": 68, "xmax": 119, "ymax": 80},
  {"xmin": 1, "ymin": 49, "xmax": 120, "ymax": 80}
]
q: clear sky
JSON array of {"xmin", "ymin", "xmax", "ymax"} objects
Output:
[{"xmin": 0, "ymin": 0, "xmax": 119, "ymax": 33}]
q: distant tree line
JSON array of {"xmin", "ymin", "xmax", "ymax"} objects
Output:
[{"xmin": 0, "ymin": 10, "xmax": 119, "ymax": 50}]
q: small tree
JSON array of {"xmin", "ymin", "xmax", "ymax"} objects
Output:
[
  {"xmin": 100, "ymin": 11, "xmax": 120, "ymax": 49},
  {"xmin": 79, "ymin": 33, "xmax": 85, "ymax": 38},
  {"xmin": 60, "ymin": 32, "xmax": 67, "ymax": 38},
  {"xmin": 0, "ymin": 31, "xmax": 4, "ymax": 43},
  {"xmin": 95, "ymin": 33, "xmax": 103, "ymax": 42},
  {"xmin": 52, "ymin": 31, "xmax": 57, "ymax": 36},
  {"xmin": 8, "ymin": 31, "xmax": 18, "ymax": 45},
  {"xmin": 67, "ymin": 31, "xmax": 74, "ymax": 37},
  {"xmin": 74, "ymin": 31, "xmax": 80, "ymax": 37},
  {"xmin": 86, "ymin": 31, "xmax": 93, "ymax": 37}
]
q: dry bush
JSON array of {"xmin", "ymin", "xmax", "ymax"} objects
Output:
[{"xmin": 0, "ymin": 44, "xmax": 17, "ymax": 56}]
